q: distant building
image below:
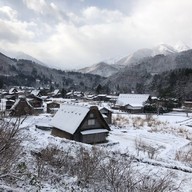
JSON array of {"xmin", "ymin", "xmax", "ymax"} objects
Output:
[
  {"xmin": 10, "ymin": 97, "xmax": 34, "ymax": 116},
  {"xmin": 116, "ymin": 94, "xmax": 150, "ymax": 113},
  {"xmin": 99, "ymin": 107, "xmax": 113, "ymax": 124},
  {"xmin": 46, "ymin": 101, "xmax": 60, "ymax": 114},
  {"xmin": 51, "ymin": 104, "xmax": 110, "ymax": 144}
]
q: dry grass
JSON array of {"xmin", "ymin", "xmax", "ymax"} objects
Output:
[
  {"xmin": 112, "ymin": 114, "xmax": 130, "ymax": 128},
  {"xmin": 175, "ymin": 145, "xmax": 192, "ymax": 164},
  {"xmin": 135, "ymin": 138, "xmax": 163, "ymax": 159},
  {"xmin": 112, "ymin": 114, "xmax": 192, "ymax": 141}
]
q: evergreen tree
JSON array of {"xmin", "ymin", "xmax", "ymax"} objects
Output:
[{"xmin": 96, "ymin": 84, "xmax": 102, "ymax": 94}]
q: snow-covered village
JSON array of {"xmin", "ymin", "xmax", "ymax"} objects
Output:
[
  {"xmin": 1, "ymin": 87, "xmax": 192, "ymax": 191},
  {"xmin": 2, "ymin": 0, "xmax": 192, "ymax": 191}
]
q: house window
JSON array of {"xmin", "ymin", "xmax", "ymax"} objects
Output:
[
  {"xmin": 88, "ymin": 119, "xmax": 95, "ymax": 125},
  {"xmin": 90, "ymin": 113, "xmax": 94, "ymax": 118}
]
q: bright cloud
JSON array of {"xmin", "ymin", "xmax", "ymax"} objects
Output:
[
  {"xmin": 0, "ymin": 6, "xmax": 18, "ymax": 20},
  {"xmin": 0, "ymin": 0, "xmax": 192, "ymax": 69}
]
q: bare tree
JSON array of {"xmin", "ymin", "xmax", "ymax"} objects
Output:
[
  {"xmin": 98, "ymin": 155, "xmax": 138, "ymax": 192},
  {"xmin": 71, "ymin": 146, "xmax": 105, "ymax": 188},
  {"xmin": 0, "ymin": 118, "xmax": 22, "ymax": 179},
  {"xmin": 137, "ymin": 171, "xmax": 182, "ymax": 192}
]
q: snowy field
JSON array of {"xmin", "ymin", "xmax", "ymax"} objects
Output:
[{"xmin": 1, "ymin": 110, "xmax": 192, "ymax": 191}]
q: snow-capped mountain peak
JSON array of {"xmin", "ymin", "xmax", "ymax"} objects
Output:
[
  {"xmin": 174, "ymin": 41, "xmax": 190, "ymax": 52},
  {"xmin": 78, "ymin": 62, "xmax": 118, "ymax": 77},
  {"xmin": 78, "ymin": 42, "xmax": 191, "ymax": 77},
  {"xmin": 152, "ymin": 44, "xmax": 177, "ymax": 56},
  {"xmin": 115, "ymin": 43, "xmax": 191, "ymax": 67}
]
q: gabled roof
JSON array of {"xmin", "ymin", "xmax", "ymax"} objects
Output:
[
  {"xmin": 99, "ymin": 106, "xmax": 112, "ymax": 113},
  {"xmin": 51, "ymin": 104, "xmax": 90, "ymax": 135},
  {"xmin": 9, "ymin": 87, "xmax": 18, "ymax": 94},
  {"xmin": 31, "ymin": 90, "xmax": 40, "ymax": 96},
  {"xmin": 116, "ymin": 94, "xmax": 150, "ymax": 107},
  {"xmin": 53, "ymin": 89, "xmax": 60, "ymax": 95},
  {"xmin": 10, "ymin": 98, "xmax": 33, "ymax": 110}
]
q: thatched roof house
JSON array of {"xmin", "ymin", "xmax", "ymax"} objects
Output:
[
  {"xmin": 10, "ymin": 97, "xmax": 34, "ymax": 116},
  {"xmin": 51, "ymin": 104, "xmax": 110, "ymax": 144}
]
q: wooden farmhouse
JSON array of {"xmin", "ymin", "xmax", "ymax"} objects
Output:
[
  {"xmin": 27, "ymin": 95, "xmax": 43, "ymax": 113},
  {"xmin": 116, "ymin": 94, "xmax": 150, "ymax": 113},
  {"xmin": 10, "ymin": 97, "xmax": 34, "ymax": 116},
  {"xmin": 51, "ymin": 104, "xmax": 110, "ymax": 144}
]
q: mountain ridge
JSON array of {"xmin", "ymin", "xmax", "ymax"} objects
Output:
[
  {"xmin": 0, "ymin": 52, "xmax": 106, "ymax": 91},
  {"xmin": 78, "ymin": 43, "xmax": 190, "ymax": 77}
]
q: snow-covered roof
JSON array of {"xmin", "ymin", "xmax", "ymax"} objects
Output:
[
  {"xmin": 50, "ymin": 104, "xmax": 90, "ymax": 134},
  {"xmin": 52, "ymin": 89, "xmax": 60, "ymax": 96},
  {"xmin": 116, "ymin": 94, "xmax": 150, "ymax": 107},
  {"xmin": 10, "ymin": 99, "xmax": 21, "ymax": 110},
  {"xmin": 31, "ymin": 90, "xmax": 40, "ymax": 96},
  {"xmin": 81, "ymin": 129, "xmax": 108, "ymax": 135},
  {"xmin": 10, "ymin": 98, "xmax": 33, "ymax": 110},
  {"xmin": 99, "ymin": 106, "xmax": 112, "ymax": 113},
  {"xmin": 9, "ymin": 87, "xmax": 18, "ymax": 94},
  {"xmin": 97, "ymin": 94, "xmax": 107, "ymax": 97}
]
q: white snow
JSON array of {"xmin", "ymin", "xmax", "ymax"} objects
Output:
[
  {"xmin": 174, "ymin": 41, "xmax": 190, "ymax": 52},
  {"xmin": 2, "ymin": 104, "xmax": 192, "ymax": 191},
  {"xmin": 116, "ymin": 94, "xmax": 150, "ymax": 107},
  {"xmin": 115, "ymin": 43, "xmax": 191, "ymax": 66}
]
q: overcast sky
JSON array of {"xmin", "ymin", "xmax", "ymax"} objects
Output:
[{"xmin": 0, "ymin": 0, "xmax": 192, "ymax": 69}]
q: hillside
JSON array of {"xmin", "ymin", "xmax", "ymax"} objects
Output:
[
  {"xmin": 150, "ymin": 68, "xmax": 192, "ymax": 99},
  {"xmin": 0, "ymin": 52, "xmax": 106, "ymax": 91},
  {"xmin": 78, "ymin": 43, "xmax": 190, "ymax": 78},
  {"xmin": 104, "ymin": 49, "xmax": 192, "ymax": 99},
  {"xmin": 78, "ymin": 62, "xmax": 119, "ymax": 77},
  {"xmin": 114, "ymin": 43, "xmax": 190, "ymax": 67}
]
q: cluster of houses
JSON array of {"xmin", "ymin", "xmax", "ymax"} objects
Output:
[
  {"xmin": 0, "ymin": 87, "xmax": 61, "ymax": 116},
  {"xmin": 0, "ymin": 87, "xmax": 190, "ymax": 144}
]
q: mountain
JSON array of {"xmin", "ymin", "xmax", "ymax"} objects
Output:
[
  {"xmin": 149, "ymin": 68, "xmax": 192, "ymax": 99},
  {"xmin": 14, "ymin": 52, "xmax": 46, "ymax": 67},
  {"xmin": 114, "ymin": 43, "xmax": 188, "ymax": 67},
  {"xmin": 104, "ymin": 49, "xmax": 192, "ymax": 96},
  {"xmin": 0, "ymin": 50, "xmax": 47, "ymax": 67},
  {"xmin": 78, "ymin": 62, "xmax": 119, "ymax": 77},
  {"xmin": 0, "ymin": 52, "xmax": 105, "ymax": 91},
  {"xmin": 152, "ymin": 44, "xmax": 177, "ymax": 56},
  {"xmin": 174, "ymin": 41, "xmax": 190, "ymax": 52},
  {"xmin": 114, "ymin": 48, "xmax": 153, "ymax": 66},
  {"xmin": 79, "ymin": 43, "xmax": 190, "ymax": 78},
  {"xmin": 0, "ymin": 52, "xmax": 17, "ymax": 76}
]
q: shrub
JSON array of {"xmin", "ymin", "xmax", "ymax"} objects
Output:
[
  {"xmin": 135, "ymin": 138, "xmax": 162, "ymax": 159},
  {"xmin": 175, "ymin": 146, "xmax": 192, "ymax": 164}
]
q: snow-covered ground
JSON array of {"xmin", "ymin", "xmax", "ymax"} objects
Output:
[{"xmin": 1, "ymin": 110, "xmax": 192, "ymax": 191}]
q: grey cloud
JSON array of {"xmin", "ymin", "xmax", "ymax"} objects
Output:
[{"xmin": 0, "ymin": 22, "xmax": 19, "ymax": 43}]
